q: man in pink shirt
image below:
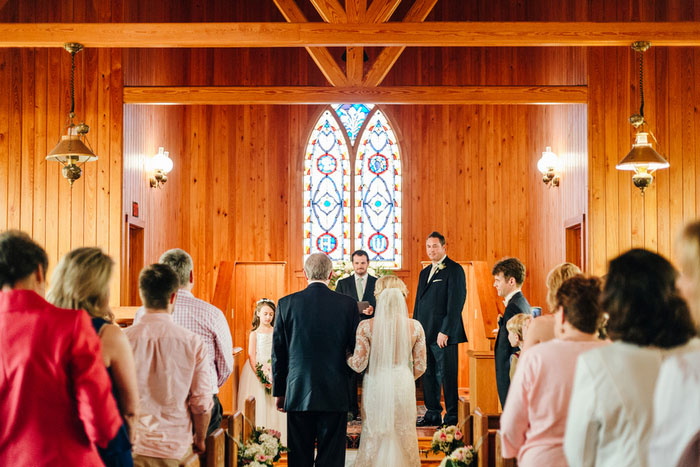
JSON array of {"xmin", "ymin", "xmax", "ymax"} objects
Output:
[
  {"xmin": 133, "ymin": 248, "xmax": 233, "ymax": 434},
  {"xmin": 0, "ymin": 230, "xmax": 121, "ymax": 466},
  {"xmin": 126, "ymin": 263, "xmax": 213, "ymax": 466}
]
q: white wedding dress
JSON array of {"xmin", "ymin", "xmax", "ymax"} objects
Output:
[{"xmin": 347, "ymin": 288, "xmax": 427, "ymax": 467}]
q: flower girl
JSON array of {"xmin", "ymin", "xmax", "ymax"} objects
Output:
[{"xmin": 237, "ymin": 299, "xmax": 287, "ymax": 443}]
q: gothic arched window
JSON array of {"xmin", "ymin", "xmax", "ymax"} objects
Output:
[{"xmin": 303, "ymin": 105, "xmax": 402, "ymax": 269}]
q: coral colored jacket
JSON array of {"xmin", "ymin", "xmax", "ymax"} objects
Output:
[{"xmin": 0, "ymin": 289, "xmax": 122, "ymax": 466}]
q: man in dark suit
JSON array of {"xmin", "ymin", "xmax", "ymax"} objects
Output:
[
  {"xmin": 272, "ymin": 253, "xmax": 359, "ymax": 467},
  {"xmin": 414, "ymin": 231, "xmax": 467, "ymax": 427},
  {"xmin": 492, "ymin": 257, "xmax": 530, "ymax": 408},
  {"xmin": 334, "ymin": 249, "xmax": 377, "ymax": 420}
]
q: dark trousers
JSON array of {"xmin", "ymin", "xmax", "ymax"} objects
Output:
[
  {"xmin": 207, "ymin": 394, "xmax": 223, "ymax": 435},
  {"xmin": 287, "ymin": 411, "xmax": 346, "ymax": 467},
  {"xmin": 423, "ymin": 343, "xmax": 459, "ymax": 425},
  {"xmin": 348, "ymin": 371, "xmax": 359, "ymax": 417}
]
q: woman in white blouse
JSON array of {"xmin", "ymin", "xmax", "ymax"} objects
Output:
[
  {"xmin": 649, "ymin": 221, "xmax": 700, "ymax": 467},
  {"xmin": 564, "ymin": 248, "xmax": 700, "ymax": 467}
]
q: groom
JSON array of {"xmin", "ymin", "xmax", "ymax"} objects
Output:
[
  {"xmin": 272, "ymin": 253, "xmax": 359, "ymax": 467},
  {"xmin": 414, "ymin": 231, "xmax": 467, "ymax": 427}
]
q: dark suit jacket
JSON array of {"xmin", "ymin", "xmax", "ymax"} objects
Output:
[
  {"xmin": 413, "ymin": 256, "xmax": 467, "ymax": 345},
  {"xmin": 334, "ymin": 274, "xmax": 377, "ymax": 321},
  {"xmin": 495, "ymin": 290, "xmax": 531, "ymax": 406},
  {"xmin": 272, "ymin": 282, "xmax": 359, "ymax": 412}
]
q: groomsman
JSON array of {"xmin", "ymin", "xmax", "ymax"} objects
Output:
[
  {"xmin": 414, "ymin": 232, "xmax": 467, "ymax": 426},
  {"xmin": 492, "ymin": 257, "xmax": 530, "ymax": 408},
  {"xmin": 335, "ymin": 250, "xmax": 377, "ymax": 420}
]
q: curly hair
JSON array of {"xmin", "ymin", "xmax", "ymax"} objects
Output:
[
  {"xmin": 555, "ymin": 276, "xmax": 602, "ymax": 334},
  {"xmin": 492, "ymin": 257, "xmax": 526, "ymax": 286},
  {"xmin": 545, "ymin": 262, "xmax": 582, "ymax": 312}
]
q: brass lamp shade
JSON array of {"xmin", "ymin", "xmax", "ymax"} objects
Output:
[
  {"xmin": 46, "ymin": 134, "xmax": 98, "ymax": 164},
  {"xmin": 616, "ymin": 132, "xmax": 669, "ymax": 171}
]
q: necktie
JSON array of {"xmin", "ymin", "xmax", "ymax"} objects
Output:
[
  {"xmin": 357, "ymin": 277, "xmax": 364, "ymax": 299},
  {"xmin": 428, "ymin": 264, "xmax": 439, "ymax": 282}
]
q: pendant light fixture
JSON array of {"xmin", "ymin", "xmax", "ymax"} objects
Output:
[
  {"xmin": 616, "ymin": 41, "xmax": 669, "ymax": 194},
  {"xmin": 46, "ymin": 43, "xmax": 98, "ymax": 186}
]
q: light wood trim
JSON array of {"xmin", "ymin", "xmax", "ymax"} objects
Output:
[
  {"xmin": 311, "ymin": 0, "xmax": 348, "ymax": 23},
  {"xmin": 243, "ymin": 397, "xmax": 256, "ymax": 442},
  {"xmin": 346, "ymin": 0, "xmax": 366, "ymax": 23},
  {"xmin": 366, "ymin": 0, "xmax": 402, "ymax": 23},
  {"xmin": 123, "ymin": 85, "xmax": 587, "ymax": 105},
  {"xmin": 4, "ymin": 22, "xmax": 700, "ymax": 48},
  {"xmin": 363, "ymin": 0, "xmax": 439, "ymax": 86},
  {"xmin": 272, "ymin": 0, "xmax": 347, "ymax": 86},
  {"xmin": 346, "ymin": 46, "xmax": 364, "ymax": 85},
  {"xmin": 307, "ymin": 47, "xmax": 347, "ymax": 86}
]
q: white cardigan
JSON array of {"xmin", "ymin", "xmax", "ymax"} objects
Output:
[
  {"xmin": 564, "ymin": 338, "xmax": 700, "ymax": 467},
  {"xmin": 649, "ymin": 349, "xmax": 700, "ymax": 467}
]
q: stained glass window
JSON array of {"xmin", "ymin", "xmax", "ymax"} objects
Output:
[
  {"xmin": 304, "ymin": 106, "xmax": 401, "ymax": 268},
  {"xmin": 332, "ymin": 104, "xmax": 374, "ymax": 146},
  {"xmin": 354, "ymin": 111, "xmax": 402, "ymax": 268},
  {"xmin": 303, "ymin": 110, "xmax": 351, "ymax": 261}
]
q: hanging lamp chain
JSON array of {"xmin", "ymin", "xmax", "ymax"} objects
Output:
[{"xmin": 629, "ymin": 41, "xmax": 651, "ymax": 129}]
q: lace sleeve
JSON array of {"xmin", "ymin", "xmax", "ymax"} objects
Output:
[
  {"xmin": 412, "ymin": 321, "xmax": 427, "ymax": 379},
  {"xmin": 347, "ymin": 320, "xmax": 371, "ymax": 373}
]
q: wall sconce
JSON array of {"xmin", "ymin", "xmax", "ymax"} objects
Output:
[
  {"xmin": 616, "ymin": 41, "xmax": 669, "ymax": 194},
  {"xmin": 46, "ymin": 43, "xmax": 97, "ymax": 186},
  {"xmin": 149, "ymin": 147, "xmax": 173, "ymax": 188},
  {"xmin": 537, "ymin": 146, "xmax": 561, "ymax": 187}
]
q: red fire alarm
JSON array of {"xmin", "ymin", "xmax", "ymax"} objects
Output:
[{"xmin": 132, "ymin": 202, "xmax": 139, "ymax": 218}]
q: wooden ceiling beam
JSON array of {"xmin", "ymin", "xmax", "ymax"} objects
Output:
[
  {"xmin": 364, "ymin": 0, "xmax": 438, "ymax": 86},
  {"xmin": 366, "ymin": 0, "xmax": 403, "ymax": 23},
  {"xmin": 3, "ymin": 22, "xmax": 700, "ymax": 47},
  {"xmin": 346, "ymin": 46, "xmax": 364, "ymax": 85},
  {"xmin": 272, "ymin": 0, "xmax": 347, "ymax": 86},
  {"xmin": 346, "ymin": 0, "xmax": 367, "ymax": 23},
  {"xmin": 310, "ymin": 0, "xmax": 348, "ymax": 23},
  {"xmin": 123, "ymin": 85, "xmax": 588, "ymax": 105}
]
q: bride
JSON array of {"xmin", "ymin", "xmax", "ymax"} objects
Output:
[{"xmin": 347, "ymin": 275, "xmax": 427, "ymax": 467}]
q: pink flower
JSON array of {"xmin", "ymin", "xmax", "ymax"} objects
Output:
[
  {"xmin": 439, "ymin": 432, "xmax": 447, "ymax": 441},
  {"xmin": 255, "ymin": 454, "xmax": 268, "ymax": 462},
  {"xmin": 455, "ymin": 430, "xmax": 463, "ymax": 440}
]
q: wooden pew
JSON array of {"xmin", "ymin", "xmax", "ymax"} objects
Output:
[
  {"xmin": 458, "ymin": 396, "xmax": 473, "ymax": 446},
  {"xmin": 244, "ymin": 396, "xmax": 256, "ymax": 442},
  {"xmin": 473, "ymin": 408, "xmax": 500, "ymax": 467},
  {"xmin": 227, "ymin": 412, "xmax": 243, "ymax": 467},
  {"xmin": 494, "ymin": 431, "xmax": 517, "ymax": 467},
  {"xmin": 205, "ymin": 427, "xmax": 225, "ymax": 467},
  {"xmin": 112, "ymin": 306, "xmax": 139, "ymax": 327}
]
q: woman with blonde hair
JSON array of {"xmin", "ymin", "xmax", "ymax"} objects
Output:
[
  {"xmin": 48, "ymin": 247, "xmax": 139, "ymax": 467},
  {"xmin": 347, "ymin": 275, "xmax": 427, "ymax": 466},
  {"xmin": 521, "ymin": 262, "xmax": 581, "ymax": 351}
]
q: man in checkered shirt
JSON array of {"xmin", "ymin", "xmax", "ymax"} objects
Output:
[{"xmin": 134, "ymin": 249, "xmax": 233, "ymax": 434}]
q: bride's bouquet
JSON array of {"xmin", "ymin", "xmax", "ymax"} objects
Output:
[
  {"xmin": 438, "ymin": 445, "xmax": 477, "ymax": 466},
  {"xmin": 237, "ymin": 427, "xmax": 287, "ymax": 466},
  {"xmin": 429, "ymin": 425, "xmax": 465, "ymax": 456}
]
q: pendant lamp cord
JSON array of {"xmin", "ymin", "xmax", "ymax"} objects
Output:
[{"xmin": 69, "ymin": 49, "xmax": 76, "ymax": 122}]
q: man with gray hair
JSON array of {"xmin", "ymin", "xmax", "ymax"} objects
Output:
[
  {"xmin": 272, "ymin": 253, "xmax": 359, "ymax": 467},
  {"xmin": 134, "ymin": 248, "xmax": 233, "ymax": 434}
]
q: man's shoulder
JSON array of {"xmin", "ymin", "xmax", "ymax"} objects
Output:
[
  {"xmin": 174, "ymin": 293, "xmax": 223, "ymax": 316},
  {"xmin": 510, "ymin": 292, "xmax": 531, "ymax": 312}
]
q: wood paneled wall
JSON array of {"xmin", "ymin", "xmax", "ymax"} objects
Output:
[
  {"xmin": 0, "ymin": 0, "xmax": 123, "ymax": 302},
  {"xmin": 585, "ymin": 2, "xmax": 700, "ymax": 274},
  {"xmin": 588, "ymin": 46, "xmax": 700, "ymax": 274},
  {"xmin": 122, "ymin": 101, "xmax": 586, "ymax": 356},
  {"xmin": 0, "ymin": 46, "xmax": 123, "ymax": 302}
]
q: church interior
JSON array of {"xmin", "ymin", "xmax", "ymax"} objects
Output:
[{"xmin": 2, "ymin": 0, "xmax": 700, "ymax": 465}]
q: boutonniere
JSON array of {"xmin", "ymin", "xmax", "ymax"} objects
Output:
[{"xmin": 437, "ymin": 263, "xmax": 446, "ymax": 271}]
